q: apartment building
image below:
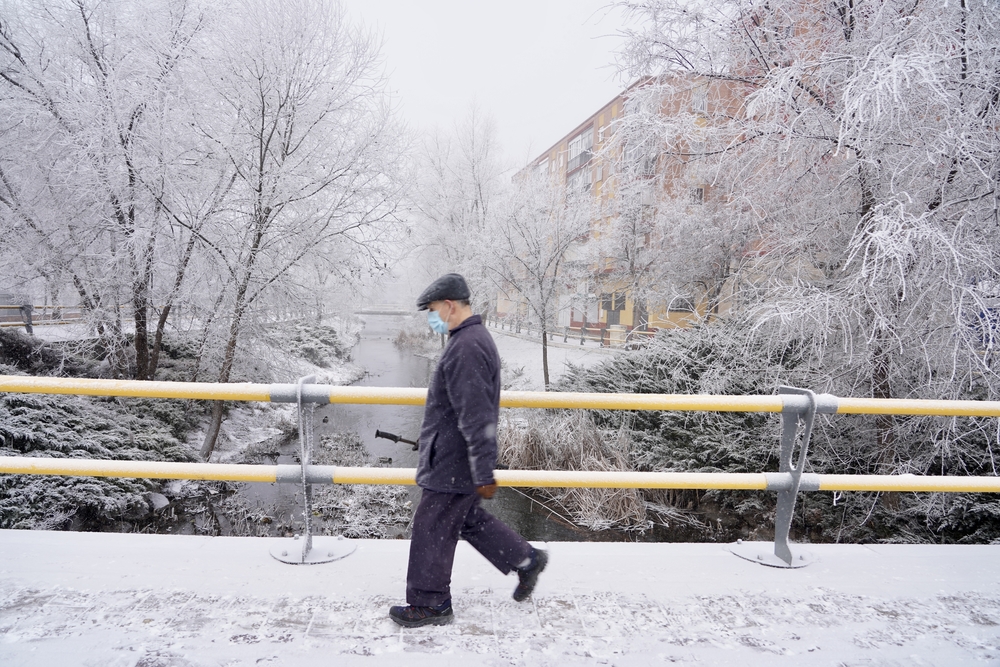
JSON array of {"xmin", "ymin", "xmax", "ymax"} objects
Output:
[{"xmin": 507, "ymin": 76, "xmax": 745, "ymax": 341}]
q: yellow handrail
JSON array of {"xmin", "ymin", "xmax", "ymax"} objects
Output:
[
  {"xmin": 0, "ymin": 376, "xmax": 273, "ymax": 402},
  {"xmin": 0, "ymin": 457, "xmax": 278, "ymax": 482},
  {"xmin": 3, "ymin": 457, "xmax": 1000, "ymax": 493},
  {"xmin": 3, "ymin": 375, "xmax": 1000, "ymax": 493},
  {"xmin": 835, "ymin": 396, "xmax": 1000, "ymax": 417},
  {"xmin": 4, "ymin": 374, "xmax": 1000, "ymax": 416}
]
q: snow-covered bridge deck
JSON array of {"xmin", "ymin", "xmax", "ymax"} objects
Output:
[{"xmin": 1, "ymin": 530, "xmax": 998, "ymax": 666}]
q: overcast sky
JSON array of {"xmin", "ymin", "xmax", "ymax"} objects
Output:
[{"xmin": 340, "ymin": 0, "xmax": 630, "ymax": 167}]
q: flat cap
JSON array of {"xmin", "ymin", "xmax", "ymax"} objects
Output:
[{"xmin": 416, "ymin": 273, "xmax": 471, "ymax": 310}]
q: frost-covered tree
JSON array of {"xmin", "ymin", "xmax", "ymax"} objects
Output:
[
  {"xmin": 0, "ymin": 0, "xmax": 404, "ymax": 404},
  {"xmin": 487, "ymin": 172, "xmax": 593, "ymax": 388},
  {"xmin": 196, "ymin": 0, "xmax": 405, "ymax": 459},
  {"xmin": 614, "ymin": 0, "xmax": 1000, "ymax": 470},
  {"xmin": 409, "ymin": 106, "xmax": 506, "ymax": 313},
  {"xmin": 0, "ymin": 0, "xmax": 207, "ymax": 379},
  {"xmin": 596, "ymin": 74, "xmax": 762, "ymax": 325}
]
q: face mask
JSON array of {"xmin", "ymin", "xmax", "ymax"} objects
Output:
[{"xmin": 427, "ymin": 309, "xmax": 449, "ymax": 335}]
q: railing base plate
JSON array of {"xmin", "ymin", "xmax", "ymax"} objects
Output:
[
  {"xmin": 726, "ymin": 541, "xmax": 814, "ymax": 569},
  {"xmin": 269, "ymin": 535, "xmax": 356, "ymax": 565}
]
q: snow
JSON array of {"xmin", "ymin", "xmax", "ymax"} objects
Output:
[
  {"xmin": 2, "ymin": 529, "xmax": 999, "ymax": 666},
  {"xmin": 26, "ymin": 322, "xmax": 101, "ymax": 344},
  {"xmin": 488, "ymin": 325, "xmax": 612, "ymax": 390}
]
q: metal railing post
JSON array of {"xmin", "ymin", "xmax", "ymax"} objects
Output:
[
  {"xmin": 729, "ymin": 385, "xmax": 819, "ymax": 568},
  {"xmin": 269, "ymin": 375, "xmax": 355, "ymax": 565},
  {"xmin": 772, "ymin": 386, "xmax": 817, "ymax": 565},
  {"xmin": 298, "ymin": 375, "xmax": 316, "ymax": 560}
]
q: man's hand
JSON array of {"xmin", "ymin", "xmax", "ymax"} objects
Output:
[{"xmin": 476, "ymin": 483, "xmax": 498, "ymax": 500}]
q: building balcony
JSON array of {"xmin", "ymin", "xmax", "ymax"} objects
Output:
[{"xmin": 566, "ymin": 149, "xmax": 593, "ymax": 173}]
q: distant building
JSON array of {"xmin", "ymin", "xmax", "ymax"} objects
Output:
[{"xmin": 505, "ymin": 76, "xmax": 747, "ymax": 342}]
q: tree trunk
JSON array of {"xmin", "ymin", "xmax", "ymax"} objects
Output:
[
  {"xmin": 201, "ymin": 400, "xmax": 226, "ymax": 462},
  {"xmin": 132, "ymin": 288, "xmax": 150, "ymax": 380},
  {"xmin": 133, "ymin": 232, "xmax": 158, "ymax": 379},
  {"xmin": 200, "ymin": 213, "xmax": 263, "ymax": 459},
  {"xmin": 148, "ymin": 303, "xmax": 172, "ymax": 379},
  {"xmin": 541, "ymin": 325, "xmax": 550, "ymax": 390},
  {"xmin": 149, "ymin": 229, "xmax": 200, "ymax": 379},
  {"xmin": 199, "ymin": 289, "xmax": 247, "ymax": 460}
]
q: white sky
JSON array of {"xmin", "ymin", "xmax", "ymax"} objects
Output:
[{"xmin": 340, "ymin": 0, "xmax": 629, "ymax": 167}]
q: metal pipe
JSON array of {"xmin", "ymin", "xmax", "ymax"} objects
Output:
[
  {"xmin": 0, "ymin": 376, "xmax": 272, "ymax": 402},
  {"xmin": 835, "ymin": 396, "xmax": 1000, "ymax": 417},
  {"xmin": 0, "ymin": 457, "xmax": 278, "ymax": 482},
  {"xmin": 3, "ymin": 457, "xmax": 999, "ymax": 493},
  {"xmin": 5, "ymin": 374, "xmax": 1000, "ymax": 417},
  {"xmin": 817, "ymin": 474, "xmax": 1000, "ymax": 493}
]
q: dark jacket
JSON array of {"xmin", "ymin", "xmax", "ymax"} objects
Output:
[{"xmin": 416, "ymin": 315, "xmax": 500, "ymax": 494}]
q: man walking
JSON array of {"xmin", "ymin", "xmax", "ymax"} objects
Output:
[{"xmin": 389, "ymin": 273, "xmax": 547, "ymax": 628}]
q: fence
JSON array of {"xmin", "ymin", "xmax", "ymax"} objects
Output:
[
  {"xmin": 2, "ymin": 374, "xmax": 1000, "ymax": 567},
  {"xmin": 487, "ymin": 318, "xmax": 662, "ymax": 349},
  {"xmin": 0, "ymin": 304, "xmax": 84, "ymax": 329}
]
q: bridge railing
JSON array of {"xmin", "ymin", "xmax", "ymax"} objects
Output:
[
  {"xmin": 2, "ymin": 374, "xmax": 1000, "ymax": 567},
  {"xmin": 0, "ymin": 304, "xmax": 84, "ymax": 328}
]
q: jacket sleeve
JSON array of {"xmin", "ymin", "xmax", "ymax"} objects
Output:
[{"xmin": 442, "ymin": 337, "xmax": 499, "ymax": 487}]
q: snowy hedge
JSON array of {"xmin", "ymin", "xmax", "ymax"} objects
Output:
[{"xmin": 0, "ymin": 370, "xmax": 198, "ymax": 531}]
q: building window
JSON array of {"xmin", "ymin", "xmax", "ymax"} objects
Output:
[
  {"xmin": 692, "ymin": 87, "xmax": 708, "ymax": 114},
  {"xmin": 668, "ymin": 296, "xmax": 696, "ymax": 312},
  {"xmin": 567, "ymin": 166, "xmax": 592, "ymax": 193},
  {"xmin": 625, "ymin": 137, "xmax": 658, "ymax": 178},
  {"xmin": 567, "ymin": 126, "xmax": 594, "ymax": 173},
  {"xmin": 601, "ymin": 291, "xmax": 627, "ymax": 325},
  {"xmin": 692, "ymin": 187, "xmax": 705, "ymax": 204}
]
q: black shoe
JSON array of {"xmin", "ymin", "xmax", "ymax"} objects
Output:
[
  {"xmin": 388, "ymin": 602, "xmax": 454, "ymax": 628},
  {"xmin": 513, "ymin": 548, "xmax": 548, "ymax": 602}
]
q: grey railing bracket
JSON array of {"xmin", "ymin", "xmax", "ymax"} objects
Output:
[
  {"xmin": 270, "ymin": 375, "xmax": 356, "ymax": 565},
  {"xmin": 729, "ymin": 385, "xmax": 818, "ymax": 569}
]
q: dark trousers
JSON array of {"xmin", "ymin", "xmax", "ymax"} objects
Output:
[{"xmin": 406, "ymin": 488, "xmax": 533, "ymax": 607}]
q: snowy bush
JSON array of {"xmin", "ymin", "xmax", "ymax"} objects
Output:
[
  {"xmin": 280, "ymin": 322, "xmax": 356, "ymax": 368},
  {"xmin": 393, "ymin": 315, "xmax": 440, "ymax": 355},
  {"xmin": 0, "ymin": 369, "xmax": 196, "ymax": 530},
  {"xmin": 505, "ymin": 323, "xmax": 1000, "ymax": 544},
  {"xmin": 498, "ymin": 411, "xmax": 656, "ymax": 533},
  {"xmin": 0, "ymin": 329, "xmax": 97, "ymax": 377}
]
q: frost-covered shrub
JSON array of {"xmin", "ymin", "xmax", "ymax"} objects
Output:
[
  {"xmin": 498, "ymin": 411, "xmax": 654, "ymax": 532},
  {"xmin": 538, "ymin": 323, "xmax": 1000, "ymax": 544},
  {"xmin": 0, "ymin": 329, "xmax": 96, "ymax": 377},
  {"xmin": 0, "ymin": 373, "xmax": 196, "ymax": 531},
  {"xmin": 151, "ymin": 333, "xmax": 203, "ymax": 382},
  {"xmin": 282, "ymin": 322, "xmax": 355, "ymax": 367},
  {"xmin": 392, "ymin": 315, "xmax": 440, "ymax": 355},
  {"xmin": 557, "ymin": 324, "xmax": 807, "ymax": 476}
]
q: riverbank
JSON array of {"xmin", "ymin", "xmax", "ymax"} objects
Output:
[{"xmin": 487, "ymin": 324, "xmax": 611, "ymax": 390}]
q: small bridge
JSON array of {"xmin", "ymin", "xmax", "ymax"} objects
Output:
[{"xmin": 355, "ymin": 303, "xmax": 410, "ymax": 316}]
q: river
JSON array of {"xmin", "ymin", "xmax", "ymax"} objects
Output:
[
  {"xmin": 211, "ymin": 313, "xmax": 627, "ymax": 541},
  {"xmin": 311, "ymin": 313, "xmax": 610, "ymax": 542}
]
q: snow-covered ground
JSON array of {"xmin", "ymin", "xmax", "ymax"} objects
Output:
[
  {"xmin": 488, "ymin": 326, "xmax": 612, "ymax": 390},
  {"xmin": 1, "ymin": 529, "xmax": 998, "ymax": 666},
  {"xmin": 25, "ymin": 321, "xmax": 99, "ymax": 344}
]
